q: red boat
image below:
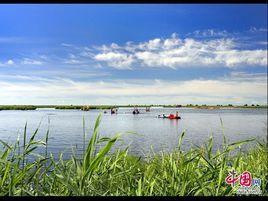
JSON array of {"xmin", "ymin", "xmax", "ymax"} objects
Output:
[
  {"xmin": 168, "ymin": 116, "xmax": 181, "ymax": 119},
  {"xmin": 168, "ymin": 114, "xmax": 181, "ymax": 119}
]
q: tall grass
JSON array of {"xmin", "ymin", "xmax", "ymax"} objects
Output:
[{"xmin": 0, "ymin": 114, "xmax": 267, "ymax": 196}]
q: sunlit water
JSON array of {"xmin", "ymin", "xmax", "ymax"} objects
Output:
[{"xmin": 0, "ymin": 108, "xmax": 267, "ymax": 159}]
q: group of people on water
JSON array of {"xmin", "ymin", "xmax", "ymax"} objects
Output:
[{"xmin": 105, "ymin": 107, "xmax": 181, "ymax": 119}]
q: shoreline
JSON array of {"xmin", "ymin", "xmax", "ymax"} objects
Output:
[{"xmin": 0, "ymin": 105, "xmax": 267, "ymax": 111}]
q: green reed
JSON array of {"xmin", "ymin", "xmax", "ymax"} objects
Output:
[{"xmin": 0, "ymin": 114, "xmax": 267, "ymax": 196}]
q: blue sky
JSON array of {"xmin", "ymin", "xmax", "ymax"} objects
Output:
[{"xmin": 0, "ymin": 4, "xmax": 267, "ymax": 105}]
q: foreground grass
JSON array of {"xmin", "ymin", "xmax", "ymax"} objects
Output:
[{"xmin": 0, "ymin": 114, "xmax": 267, "ymax": 196}]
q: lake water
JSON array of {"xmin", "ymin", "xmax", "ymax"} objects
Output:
[{"xmin": 0, "ymin": 108, "xmax": 267, "ymax": 159}]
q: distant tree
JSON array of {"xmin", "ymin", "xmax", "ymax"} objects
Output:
[
  {"xmin": 244, "ymin": 104, "xmax": 248, "ymax": 107},
  {"xmin": 251, "ymin": 104, "xmax": 255, "ymax": 106},
  {"xmin": 228, "ymin": 104, "xmax": 233, "ymax": 107}
]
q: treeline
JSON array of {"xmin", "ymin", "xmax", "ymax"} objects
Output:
[
  {"xmin": 0, "ymin": 104, "xmax": 157, "ymax": 111},
  {"xmin": 183, "ymin": 104, "xmax": 267, "ymax": 109},
  {"xmin": 0, "ymin": 104, "xmax": 267, "ymax": 111},
  {"xmin": 55, "ymin": 105, "xmax": 117, "ymax": 110},
  {"xmin": 0, "ymin": 105, "xmax": 37, "ymax": 110}
]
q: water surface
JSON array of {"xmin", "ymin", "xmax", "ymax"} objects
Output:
[{"xmin": 0, "ymin": 108, "xmax": 267, "ymax": 158}]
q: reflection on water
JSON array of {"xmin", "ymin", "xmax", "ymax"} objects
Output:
[{"xmin": 0, "ymin": 107, "xmax": 267, "ymax": 158}]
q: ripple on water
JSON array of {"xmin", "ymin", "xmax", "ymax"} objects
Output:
[{"xmin": 0, "ymin": 108, "xmax": 266, "ymax": 158}]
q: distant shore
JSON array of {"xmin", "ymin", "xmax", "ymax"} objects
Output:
[{"xmin": 0, "ymin": 104, "xmax": 267, "ymax": 111}]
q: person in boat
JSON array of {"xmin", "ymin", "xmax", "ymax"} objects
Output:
[
  {"xmin": 158, "ymin": 114, "xmax": 166, "ymax": 118},
  {"xmin": 133, "ymin": 107, "xmax": 140, "ymax": 114},
  {"xmin": 133, "ymin": 107, "xmax": 136, "ymax": 114},
  {"xmin": 175, "ymin": 111, "xmax": 179, "ymax": 118}
]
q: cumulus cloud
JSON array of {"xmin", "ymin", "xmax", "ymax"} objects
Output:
[
  {"xmin": 93, "ymin": 33, "xmax": 267, "ymax": 69},
  {"xmin": 94, "ymin": 52, "xmax": 134, "ymax": 69},
  {"xmin": 0, "ymin": 59, "xmax": 15, "ymax": 66},
  {"xmin": 7, "ymin": 60, "xmax": 14, "ymax": 65}
]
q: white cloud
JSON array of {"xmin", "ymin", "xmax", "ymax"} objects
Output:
[
  {"xmin": 0, "ymin": 73, "xmax": 266, "ymax": 105},
  {"xmin": 249, "ymin": 27, "xmax": 268, "ymax": 33},
  {"xmin": 61, "ymin": 43, "xmax": 74, "ymax": 47},
  {"xmin": 94, "ymin": 52, "xmax": 134, "ymax": 69},
  {"xmin": 7, "ymin": 60, "xmax": 14, "ymax": 65},
  {"xmin": 188, "ymin": 29, "xmax": 230, "ymax": 38},
  {"xmin": 227, "ymin": 71, "xmax": 267, "ymax": 83},
  {"xmin": 21, "ymin": 58, "xmax": 43, "ymax": 65},
  {"xmin": 215, "ymin": 49, "xmax": 267, "ymax": 67},
  {"xmin": 64, "ymin": 59, "xmax": 83, "ymax": 64},
  {"xmin": 0, "ymin": 59, "xmax": 15, "ymax": 66},
  {"xmin": 256, "ymin": 41, "xmax": 268, "ymax": 45},
  {"xmin": 63, "ymin": 54, "xmax": 83, "ymax": 64},
  {"xmin": 93, "ymin": 33, "xmax": 267, "ymax": 69}
]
